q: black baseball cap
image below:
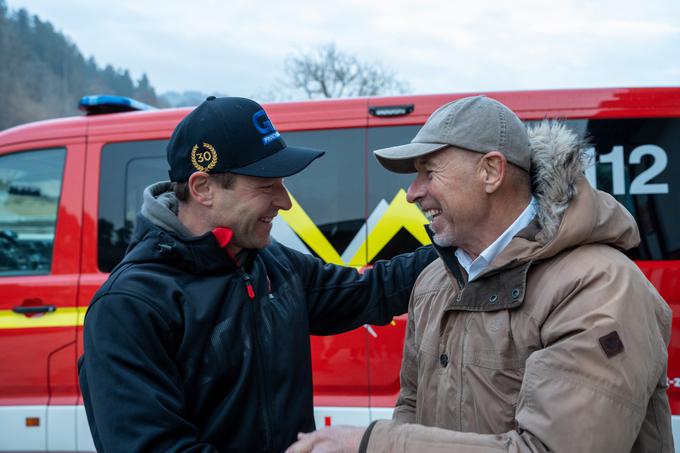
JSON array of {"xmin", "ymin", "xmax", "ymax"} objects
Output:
[{"xmin": 167, "ymin": 96, "xmax": 325, "ymax": 181}]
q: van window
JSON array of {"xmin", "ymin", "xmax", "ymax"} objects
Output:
[
  {"xmin": 0, "ymin": 148, "xmax": 66, "ymax": 275},
  {"xmin": 280, "ymin": 128, "xmax": 365, "ymax": 262},
  {"xmin": 369, "ymin": 119, "xmax": 680, "ymax": 261},
  {"xmin": 98, "ymin": 140, "xmax": 168, "ymax": 272},
  {"xmin": 564, "ymin": 118, "xmax": 679, "ymax": 260},
  {"xmin": 97, "ymin": 128, "xmax": 366, "ymax": 271},
  {"xmin": 367, "ymin": 125, "xmax": 425, "ymax": 262}
]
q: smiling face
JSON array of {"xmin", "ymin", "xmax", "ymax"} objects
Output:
[
  {"xmin": 406, "ymin": 147, "xmax": 488, "ymax": 252},
  {"xmin": 209, "ymin": 174, "xmax": 292, "ymax": 254}
]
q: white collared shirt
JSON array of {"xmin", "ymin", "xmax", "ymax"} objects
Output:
[{"xmin": 455, "ymin": 196, "xmax": 538, "ymax": 282}]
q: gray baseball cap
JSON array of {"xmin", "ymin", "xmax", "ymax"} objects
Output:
[{"xmin": 374, "ymin": 95, "xmax": 531, "ymax": 173}]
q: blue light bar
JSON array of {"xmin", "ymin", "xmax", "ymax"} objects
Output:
[{"xmin": 78, "ymin": 95, "xmax": 156, "ymax": 115}]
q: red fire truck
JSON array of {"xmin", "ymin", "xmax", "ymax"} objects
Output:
[{"xmin": 0, "ymin": 88, "xmax": 678, "ymax": 451}]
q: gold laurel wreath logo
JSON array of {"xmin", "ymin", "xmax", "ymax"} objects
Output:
[{"xmin": 190, "ymin": 143, "xmax": 218, "ymax": 172}]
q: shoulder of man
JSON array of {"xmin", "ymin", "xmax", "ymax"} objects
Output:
[
  {"xmin": 527, "ymin": 242, "xmax": 670, "ymax": 326},
  {"xmin": 412, "ymin": 258, "xmax": 448, "ymax": 297},
  {"xmin": 87, "ymin": 260, "xmax": 185, "ymax": 323}
]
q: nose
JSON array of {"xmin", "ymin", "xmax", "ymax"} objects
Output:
[
  {"xmin": 406, "ymin": 173, "xmax": 426, "ymax": 204},
  {"xmin": 274, "ymin": 181, "xmax": 293, "ymax": 211}
]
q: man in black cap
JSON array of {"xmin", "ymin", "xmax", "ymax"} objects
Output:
[{"xmin": 78, "ymin": 97, "xmax": 435, "ymax": 453}]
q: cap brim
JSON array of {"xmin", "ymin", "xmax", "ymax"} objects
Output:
[
  {"xmin": 229, "ymin": 146, "xmax": 325, "ymax": 178},
  {"xmin": 373, "ymin": 142, "xmax": 448, "ymax": 173}
]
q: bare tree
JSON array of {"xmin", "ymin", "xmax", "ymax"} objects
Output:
[{"xmin": 284, "ymin": 43, "xmax": 409, "ymax": 99}]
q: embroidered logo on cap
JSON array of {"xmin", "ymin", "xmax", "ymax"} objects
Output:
[
  {"xmin": 191, "ymin": 142, "xmax": 218, "ymax": 172},
  {"xmin": 252, "ymin": 109, "xmax": 281, "ymax": 145}
]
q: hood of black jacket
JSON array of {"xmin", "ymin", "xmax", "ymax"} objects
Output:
[{"xmin": 122, "ymin": 181, "xmax": 252, "ymax": 275}]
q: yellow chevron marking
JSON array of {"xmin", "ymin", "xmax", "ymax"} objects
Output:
[
  {"xmin": 0, "ymin": 306, "xmax": 85, "ymax": 329},
  {"xmin": 348, "ymin": 189, "xmax": 430, "ymax": 265},
  {"xmin": 279, "ymin": 193, "xmax": 345, "ymax": 265}
]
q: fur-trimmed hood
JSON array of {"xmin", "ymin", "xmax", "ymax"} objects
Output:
[
  {"xmin": 528, "ymin": 121, "xmax": 589, "ymax": 244},
  {"xmin": 508, "ymin": 121, "xmax": 640, "ymax": 260}
]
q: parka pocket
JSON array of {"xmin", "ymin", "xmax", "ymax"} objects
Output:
[
  {"xmin": 458, "ymin": 310, "xmax": 537, "ymax": 434},
  {"xmin": 462, "ymin": 357, "xmax": 525, "ymax": 434}
]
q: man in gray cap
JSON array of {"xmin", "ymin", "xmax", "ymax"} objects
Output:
[{"xmin": 286, "ymin": 96, "xmax": 673, "ymax": 452}]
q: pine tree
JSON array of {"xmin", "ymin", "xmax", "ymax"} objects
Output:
[{"xmin": 0, "ymin": 3, "xmax": 164, "ymax": 130}]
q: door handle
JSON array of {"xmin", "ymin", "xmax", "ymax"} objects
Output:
[{"xmin": 12, "ymin": 305, "xmax": 57, "ymax": 314}]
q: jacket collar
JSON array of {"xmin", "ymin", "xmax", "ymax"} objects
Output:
[
  {"xmin": 430, "ymin": 230, "xmax": 531, "ymax": 313},
  {"xmin": 123, "ymin": 214, "xmax": 258, "ymax": 275}
]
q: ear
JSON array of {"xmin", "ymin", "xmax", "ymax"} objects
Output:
[
  {"xmin": 187, "ymin": 172, "xmax": 214, "ymax": 206},
  {"xmin": 479, "ymin": 152, "xmax": 506, "ymax": 194}
]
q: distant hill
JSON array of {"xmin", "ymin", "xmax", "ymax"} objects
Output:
[{"xmin": 0, "ymin": 0, "xmax": 165, "ymax": 130}]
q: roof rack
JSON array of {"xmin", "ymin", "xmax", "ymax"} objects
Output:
[{"xmin": 78, "ymin": 95, "xmax": 156, "ymax": 115}]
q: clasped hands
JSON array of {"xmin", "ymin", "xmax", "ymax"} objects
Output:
[{"xmin": 284, "ymin": 425, "xmax": 366, "ymax": 453}]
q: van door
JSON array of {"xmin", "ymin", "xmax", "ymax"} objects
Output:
[
  {"xmin": 365, "ymin": 124, "xmax": 431, "ymax": 418},
  {"xmin": 282, "ymin": 127, "xmax": 372, "ymax": 426},
  {"xmin": 76, "ymin": 137, "xmax": 169, "ymax": 452},
  {"xmin": 558, "ymin": 117, "xmax": 680, "ymax": 415},
  {"xmin": 0, "ymin": 143, "xmax": 84, "ymax": 451}
]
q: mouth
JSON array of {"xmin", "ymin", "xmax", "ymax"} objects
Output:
[
  {"xmin": 422, "ymin": 208, "xmax": 442, "ymax": 222},
  {"xmin": 259, "ymin": 215, "xmax": 275, "ymax": 224}
]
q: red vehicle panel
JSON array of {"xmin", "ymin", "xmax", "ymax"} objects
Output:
[{"xmin": 0, "ymin": 87, "xmax": 678, "ymax": 450}]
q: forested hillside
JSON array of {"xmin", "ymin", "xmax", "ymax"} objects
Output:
[{"xmin": 0, "ymin": 1, "xmax": 164, "ymax": 130}]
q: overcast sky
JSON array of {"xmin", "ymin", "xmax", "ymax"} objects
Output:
[{"xmin": 7, "ymin": 0, "xmax": 680, "ymax": 99}]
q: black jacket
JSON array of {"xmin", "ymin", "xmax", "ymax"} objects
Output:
[{"xmin": 79, "ymin": 214, "xmax": 435, "ymax": 452}]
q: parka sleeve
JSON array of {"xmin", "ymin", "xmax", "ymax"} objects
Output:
[
  {"xmin": 361, "ymin": 250, "xmax": 673, "ymax": 453},
  {"xmin": 289, "ymin": 245, "xmax": 437, "ymax": 335},
  {"xmin": 78, "ymin": 292, "xmax": 219, "ymax": 453}
]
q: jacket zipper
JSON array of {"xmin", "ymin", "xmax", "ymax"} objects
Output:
[
  {"xmin": 242, "ymin": 266, "xmax": 272, "ymax": 450},
  {"xmin": 238, "ymin": 267, "xmax": 255, "ymax": 299},
  {"xmin": 456, "ymin": 282, "xmax": 468, "ymax": 431}
]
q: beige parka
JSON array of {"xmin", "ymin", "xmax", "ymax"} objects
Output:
[{"xmin": 361, "ymin": 122, "xmax": 673, "ymax": 453}]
